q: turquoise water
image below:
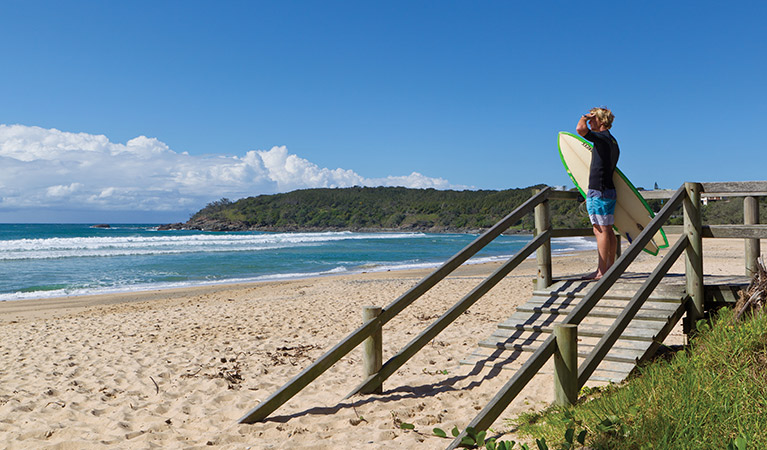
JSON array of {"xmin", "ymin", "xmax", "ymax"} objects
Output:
[{"xmin": 0, "ymin": 224, "xmax": 596, "ymax": 301}]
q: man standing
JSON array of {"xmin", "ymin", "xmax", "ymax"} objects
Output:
[{"xmin": 576, "ymin": 107, "xmax": 620, "ymax": 280}]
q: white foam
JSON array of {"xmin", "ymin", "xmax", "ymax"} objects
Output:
[{"xmin": 0, "ymin": 231, "xmax": 428, "ymax": 261}]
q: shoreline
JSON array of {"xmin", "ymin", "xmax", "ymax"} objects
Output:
[
  {"xmin": 0, "ymin": 256, "xmax": 546, "ymax": 324},
  {"xmin": 0, "ymin": 227, "xmax": 595, "ymax": 304},
  {"xmin": 0, "ymin": 236, "xmax": 596, "ymax": 314},
  {"xmin": 0, "ymin": 236, "xmax": 753, "ymax": 448}
]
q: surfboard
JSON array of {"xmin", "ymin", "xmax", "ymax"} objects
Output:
[{"xmin": 557, "ymin": 131, "xmax": 669, "ymax": 255}]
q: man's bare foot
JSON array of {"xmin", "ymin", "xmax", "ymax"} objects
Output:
[{"xmin": 582, "ymin": 271, "xmax": 602, "ymax": 280}]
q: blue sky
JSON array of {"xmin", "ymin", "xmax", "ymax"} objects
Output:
[{"xmin": 1, "ymin": 1, "xmax": 765, "ymax": 222}]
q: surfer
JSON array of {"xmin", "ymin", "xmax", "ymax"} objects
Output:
[{"xmin": 577, "ymin": 107, "xmax": 620, "ymax": 280}]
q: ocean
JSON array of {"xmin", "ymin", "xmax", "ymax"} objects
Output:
[{"xmin": 0, "ymin": 224, "xmax": 597, "ymax": 301}]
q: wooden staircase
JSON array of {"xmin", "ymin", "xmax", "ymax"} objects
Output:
[{"xmin": 461, "ymin": 275, "xmax": 688, "ymax": 383}]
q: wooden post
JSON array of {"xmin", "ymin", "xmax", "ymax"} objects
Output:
[
  {"xmin": 535, "ymin": 190, "xmax": 552, "ymax": 288},
  {"xmin": 361, "ymin": 306, "xmax": 383, "ymax": 394},
  {"xmin": 554, "ymin": 324, "xmax": 578, "ymax": 406},
  {"xmin": 239, "ymin": 189, "xmax": 550, "ymax": 424},
  {"xmin": 684, "ymin": 182, "xmax": 704, "ymax": 330},
  {"xmin": 449, "ymin": 187, "xmax": 687, "ymax": 449},
  {"xmin": 744, "ymin": 196, "xmax": 761, "ymax": 278}
]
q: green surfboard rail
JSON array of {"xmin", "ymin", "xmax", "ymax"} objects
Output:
[{"xmin": 557, "ymin": 131, "xmax": 669, "ymax": 256}]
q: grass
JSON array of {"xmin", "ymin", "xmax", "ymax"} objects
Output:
[{"xmin": 513, "ymin": 307, "xmax": 767, "ymax": 449}]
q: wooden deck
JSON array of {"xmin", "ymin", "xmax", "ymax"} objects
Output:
[{"xmin": 461, "ymin": 273, "xmax": 749, "ymax": 383}]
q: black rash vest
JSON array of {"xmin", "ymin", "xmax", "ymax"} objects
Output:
[{"xmin": 584, "ymin": 130, "xmax": 620, "ymax": 191}]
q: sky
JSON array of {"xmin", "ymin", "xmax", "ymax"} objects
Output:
[{"xmin": 1, "ymin": 1, "xmax": 765, "ymax": 223}]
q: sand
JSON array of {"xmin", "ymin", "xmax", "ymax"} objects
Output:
[{"xmin": 0, "ymin": 236, "xmax": 754, "ymax": 449}]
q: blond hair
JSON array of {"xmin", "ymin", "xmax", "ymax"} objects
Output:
[{"xmin": 590, "ymin": 107, "xmax": 615, "ymax": 129}]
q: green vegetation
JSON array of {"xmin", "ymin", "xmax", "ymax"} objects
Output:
[
  {"xmin": 513, "ymin": 307, "xmax": 767, "ymax": 449},
  {"xmin": 188, "ymin": 185, "xmax": 588, "ymax": 232},
  {"xmin": 183, "ymin": 186, "xmax": 762, "ymax": 232}
]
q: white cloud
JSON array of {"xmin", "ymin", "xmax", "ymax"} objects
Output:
[
  {"xmin": 0, "ymin": 124, "xmax": 462, "ymax": 217},
  {"xmin": 46, "ymin": 183, "xmax": 84, "ymax": 197}
]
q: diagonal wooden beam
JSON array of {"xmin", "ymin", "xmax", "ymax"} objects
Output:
[
  {"xmin": 346, "ymin": 230, "xmax": 551, "ymax": 398},
  {"xmin": 447, "ymin": 185, "xmax": 686, "ymax": 449},
  {"xmin": 577, "ymin": 234, "xmax": 688, "ymax": 386},
  {"xmin": 238, "ymin": 188, "xmax": 551, "ymax": 423}
]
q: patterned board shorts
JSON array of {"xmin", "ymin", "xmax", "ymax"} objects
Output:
[{"xmin": 586, "ymin": 189, "xmax": 617, "ymax": 226}]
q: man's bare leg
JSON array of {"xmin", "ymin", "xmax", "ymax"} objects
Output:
[{"xmin": 585, "ymin": 224, "xmax": 616, "ymax": 280}]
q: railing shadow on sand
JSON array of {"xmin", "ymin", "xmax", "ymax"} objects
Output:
[{"xmin": 235, "ymin": 181, "xmax": 767, "ymax": 450}]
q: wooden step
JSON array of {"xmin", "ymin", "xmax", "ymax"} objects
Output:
[
  {"xmin": 516, "ymin": 304, "xmax": 677, "ymax": 322},
  {"xmin": 492, "ymin": 322, "xmax": 662, "ymax": 342},
  {"xmin": 462, "ymin": 274, "xmax": 689, "ymax": 385},
  {"xmin": 531, "ymin": 289, "xmax": 685, "ymax": 303},
  {"xmin": 477, "ymin": 337, "xmax": 648, "ymax": 364},
  {"xmin": 460, "ymin": 351, "xmax": 635, "ymax": 384},
  {"xmin": 525, "ymin": 295, "xmax": 683, "ymax": 311},
  {"xmin": 499, "ymin": 312, "xmax": 670, "ymax": 333},
  {"xmin": 533, "ymin": 277, "xmax": 687, "ymax": 302}
]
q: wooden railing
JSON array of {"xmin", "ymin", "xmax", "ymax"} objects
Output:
[
  {"xmin": 447, "ymin": 181, "xmax": 767, "ymax": 448},
  {"xmin": 642, "ymin": 181, "xmax": 764, "ymax": 278},
  {"xmin": 236, "ymin": 180, "xmax": 765, "ymax": 449},
  {"xmin": 239, "ymin": 187, "xmax": 556, "ymax": 423}
]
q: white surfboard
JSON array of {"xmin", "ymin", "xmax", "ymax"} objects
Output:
[{"xmin": 557, "ymin": 131, "xmax": 669, "ymax": 255}]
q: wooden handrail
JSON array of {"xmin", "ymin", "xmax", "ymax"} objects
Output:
[
  {"xmin": 239, "ymin": 188, "xmax": 553, "ymax": 423},
  {"xmin": 346, "ymin": 230, "xmax": 552, "ymax": 397},
  {"xmin": 563, "ymin": 186, "xmax": 686, "ymax": 325},
  {"xmin": 577, "ymin": 234, "xmax": 689, "ymax": 386},
  {"xmin": 239, "ymin": 179, "xmax": 761, "ymax": 438},
  {"xmin": 640, "ymin": 181, "xmax": 767, "ymax": 199},
  {"xmin": 447, "ymin": 185, "xmax": 687, "ymax": 449}
]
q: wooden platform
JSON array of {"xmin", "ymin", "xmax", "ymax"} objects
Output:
[{"xmin": 461, "ymin": 273, "xmax": 748, "ymax": 384}]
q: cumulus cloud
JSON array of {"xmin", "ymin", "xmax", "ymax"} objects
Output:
[{"xmin": 0, "ymin": 124, "xmax": 460, "ymax": 216}]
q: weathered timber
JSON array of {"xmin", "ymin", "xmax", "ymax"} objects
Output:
[
  {"xmin": 577, "ymin": 234, "xmax": 688, "ymax": 386},
  {"xmin": 447, "ymin": 337, "xmax": 557, "ymax": 449},
  {"xmin": 706, "ymin": 284, "xmax": 748, "ymax": 305},
  {"xmin": 532, "ymin": 283, "xmax": 685, "ymax": 302},
  {"xmin": 702, "ymin": 225, "xmax": 767, "ymax": 239},
  {"xmin": 461, "ymin": 350, "xmax": 639, "ymax": 384},
  {"xmin": 547, "ymin": 190, "xmax": 582, "ymax": 200},
  {"xmin": 685, "ymin": 182, "xmax": 704, "ymax": 324},
  {"xmin": 448, "ymin": 186, "xmax": 687, "ymax": 449},
  {"xmin": 481, "ymin": 340, "xmax": 646, "ymax": 365},
  {"xmin": 744, "ymin": 196, "xmax": 761, "ymax": 277},
  {"xmin": 637, "ymin": 181, "xmax": 767, "ymax": 198},
  {"xmin": 478, "ymin": 337, "xmax": 652, "ymax": 359},
  {"xmin": 516, "ymin": 304, "xmax": 679, "ymax": 321},
  {"xmin": 361, "ymin": 306, "xmax": 383, "ymax": 395},
  {"xmin": 239, "ymin": 188, "xmax": 552, "ymax": 423},
  {"xmin": 499, "ymin": 310, "xmax": 670, "ymax": 330},
  {"xmin": 345, "ymin": 230, "xmax": 550, "ymax": 398},
  {"xmin": 492, "ymin": 323, "xmax": 661, "ymax": 342},
  {"xmin": 665, "ymin": 225, "xmax": 767, "ymax": 240},
  {"xmin": 701, "ymin": 181, "xmax": 767, "ymax": 196},
  {"xmin": 554, "ymin": 324, "xmax": 578, "ymax": 406},
  {"xmin": 535, "ymin": 193, "xmax": 552, "ymax": 288}
]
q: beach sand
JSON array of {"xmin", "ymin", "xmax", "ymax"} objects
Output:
[{"xmin": 0, "ymin": 236, "xmax": 753, "ymax": 449}]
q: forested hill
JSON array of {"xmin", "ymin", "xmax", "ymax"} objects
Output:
[
  {"xmin": 160, "ymin": 186, "xmax": 591, "ymax": 232},
  {"xmin": 159, "ymin": 186, "xmax": 756, "ymax": 233}
]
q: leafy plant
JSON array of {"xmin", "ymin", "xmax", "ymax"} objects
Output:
[
  {"xmin": 513, "ymin": 307, "xmax": 767, "ymax": 449},
  {"xmin": 727, "ymin": 435, "xmax": 748, "ymax": 450}
]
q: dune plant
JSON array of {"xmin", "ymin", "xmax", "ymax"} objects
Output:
[{"xmin": 513, "ymin": 306, "xmax": 767, "ymax": 449}]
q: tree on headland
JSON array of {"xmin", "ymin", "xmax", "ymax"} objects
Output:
[{"xmin": 163, "ymin": 186, "xmax": 747, "ymax": 233}]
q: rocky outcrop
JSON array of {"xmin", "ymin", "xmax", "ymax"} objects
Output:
[
  {"xmin": 157, "ymin": 217, "xmax": 249, "ymax": 232},
  {"xmin": 157, "ymin": 216, "xmax": 531, "ymax": 234}
]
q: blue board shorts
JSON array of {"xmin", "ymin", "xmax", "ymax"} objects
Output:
[{"xmin": 586, "ymin": 189, "xmax": 617, "ymax": 226}]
